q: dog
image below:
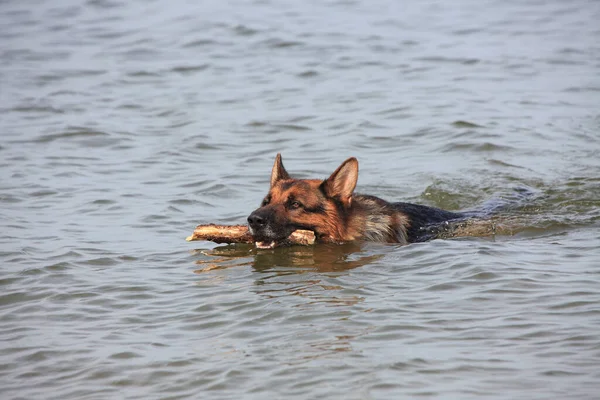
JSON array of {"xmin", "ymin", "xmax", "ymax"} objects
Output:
[{"xmin": 247, "ymin": 154, "xmax": 465, "ymax": 248}]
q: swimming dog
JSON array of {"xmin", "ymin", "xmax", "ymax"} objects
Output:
[{"xmin": 247, "ymin": 154, "xmax": 464, "ymax": 248}]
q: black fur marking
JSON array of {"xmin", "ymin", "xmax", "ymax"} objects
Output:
[
  {"xmin": 391, "ymin": 202, "xmax": 465, "ymax": 242},
  {"xmin": 280, "ymin": 181, "xmax": 295, "ymax": 191},
  {"xmin": 261, "ymin": 195, "xmax": 271, "ymax": 206},
  {"xmin": 304, "ymin": 204, "xmax": 327, "ymax": 214}
]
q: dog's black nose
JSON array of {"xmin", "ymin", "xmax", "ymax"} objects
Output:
[{"xmin": 247, "ymin": 213, "xmax": 265, "ymax": 228}]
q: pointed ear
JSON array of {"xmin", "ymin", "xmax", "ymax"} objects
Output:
[
  {"xmin": 321, "ymin": 157, "xmax": 358, "ymax": 205},
  {"xmin": 270, "ymin": 153, "xmax": 290, "ymax": 187}
]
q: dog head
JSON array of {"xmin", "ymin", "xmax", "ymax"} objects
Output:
[{"xmin": 247, "ymin": 154, "xmax": 359, "ymax": 246}]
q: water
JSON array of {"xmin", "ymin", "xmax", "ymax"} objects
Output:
[{"xmin": 1, "ymin": 0, "xmax": 600, "ymax": 398}]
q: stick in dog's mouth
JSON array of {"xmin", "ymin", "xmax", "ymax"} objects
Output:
[{"xmin": 187, "ymin": 224, "xmax": 316, "ymax": 248}]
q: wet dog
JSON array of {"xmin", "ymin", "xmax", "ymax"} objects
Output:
[{"xmin": 247, "ymin": 154, "xmax": 465, "ymax": 248}]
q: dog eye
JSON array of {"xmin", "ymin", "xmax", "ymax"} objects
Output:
[
  {"xmin": 261, "ymin": 196, "xmax": 271, "ymax": 206},
  {"xmin": 289, "ymin": 201, "xmax": 302, "ymax": 209}
]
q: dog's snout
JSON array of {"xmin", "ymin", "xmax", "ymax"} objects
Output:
[{"xmin": 247, "ymin": 212, "xmax": 266, "ymax": 228}]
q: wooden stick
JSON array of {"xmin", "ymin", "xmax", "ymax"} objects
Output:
[{"xmin": 186, "ymin": 224, "xmax": 316, "ymax": 247}]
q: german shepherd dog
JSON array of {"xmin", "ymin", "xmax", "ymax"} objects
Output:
[{"xmin": 247, "ymin": 154, "xmax": 465, "ymax": 248}]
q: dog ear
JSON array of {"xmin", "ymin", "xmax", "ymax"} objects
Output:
[
  {"xmin": 270, "ymin": 153, "xmax": 290, "ymax": 187},
  {"xmin": 322, "ymin": 157, "xmax": 358, "ymax": 205}
]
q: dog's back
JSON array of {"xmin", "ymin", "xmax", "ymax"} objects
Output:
[{"xmin": 390, "ymin": 201, "xmax": 465, "ymax": 242}]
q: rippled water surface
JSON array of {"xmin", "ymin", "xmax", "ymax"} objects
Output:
[{"xmin": 2, "ymin": 0, "xmax": 600, "ymax": 399}]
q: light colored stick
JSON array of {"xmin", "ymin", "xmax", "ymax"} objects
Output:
[{"xmin": 186, "ymin": 224, "xmax": 315, "ymax": 247}]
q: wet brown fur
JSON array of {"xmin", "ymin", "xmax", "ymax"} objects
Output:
[{"xmin": 247, "ymin": 154, "xmax": 463, "ymax": 245}]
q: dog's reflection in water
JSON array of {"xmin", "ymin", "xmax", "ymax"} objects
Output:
[
  {"xmin": 193, "ymin": 242, "xmax": 383, "ymax": 274},
  {"xmin": 194, "ymin": 242, "xmax": 384, "ymax": 308}
]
